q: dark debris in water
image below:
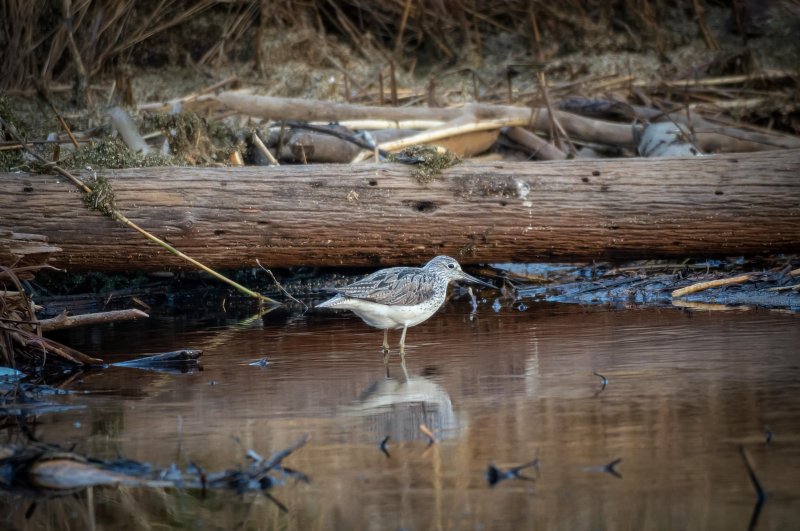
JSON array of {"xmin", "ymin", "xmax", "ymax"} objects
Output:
[
  {"xmin": 486, "ymin": 458, "xmax": 540, "ymax": 488},
  {"xmin": 112, "ymin": 349, "xmax": 203, "ymax": 373},
  {"xmin": 0, "ymin": 435, "xmax": 310, "ymax": 511},
  {"xmin": 513, "ymin": 257, "xmax": 800, "ymax": 311},
  {"xmin": 582, "ymin": 457, "xmax": 623, "ymax": 479}
]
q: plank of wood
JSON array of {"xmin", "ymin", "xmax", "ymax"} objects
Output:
[{"xmin": 1, "ymin": 150, "xmax": 799, "ymax": 271}]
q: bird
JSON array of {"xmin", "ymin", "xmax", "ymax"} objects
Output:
[{"xmin": 316, "ymin": 255, "xmax": 495, "ymax": 375}]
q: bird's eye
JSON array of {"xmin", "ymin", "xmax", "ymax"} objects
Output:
[{"xmin": 447, "ymin": 263, "xmax": 456, "ymax": 269}]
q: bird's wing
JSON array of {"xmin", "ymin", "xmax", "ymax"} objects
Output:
[{"xmin": 335, "ymin": 267, "xmax": 436, "ymax": 306}]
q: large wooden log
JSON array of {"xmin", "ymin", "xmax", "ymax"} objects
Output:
[{"xmin": 1, "ymin": 150, "xmax": 799, "ymax": 271}]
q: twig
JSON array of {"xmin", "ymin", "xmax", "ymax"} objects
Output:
[
  {"xmin": 62, "ymin": 0, "xmax": 89, "ymax": 106},
  {"xmin": 602, "ymin": 458, "xmax": 622, "ymax": 478},
  {"xmin": 593, "ymin": 371, "xmax": 608, "ymax": 396},
  {"xmin": 538, "ymin": 71, "xmax": 576, "ymax": 155},
  {"xmin": 390, "ymin": 60, "xmax": 398, "ymax": 106},
  {"xmin": 394, "ymin": 0, "xmax": 413, "ymax": 54},
  {"xmin": 739, "ymin": 445, "xmax": 766, "ymax": 531},
  {"xmin": 379, "ymin": 436, "xmax": 391, "ymax": 458},
  {"xmin": 255, "ymin": 259, "xmax": 307, "ymax": 311},
  {"xmin": 0, "ymin": 116, "xmax": 278, "ymax": 306},
  {"xmin": 351, "ymin": 115, "xmax": 527, "ymax": 162},
  {"xmin": 672, "ymin": 274, "xmax": 752, "ymax": 298},
  {"xmin": 49, "ymin": 103, "xmax": 80, "ymax": 149},
  {"xmin": 251, "ymin": 132, "xmax": 279, "ymax": 165},
  {"xmin": 691, "ymin": 0, "xmax": 718, "ymax": 50},
  {"xmin": 486, "ymin": 458, "xmax": 539, "ymax": 487}
]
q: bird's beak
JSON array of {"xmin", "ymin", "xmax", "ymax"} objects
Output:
[{"xmin": 460, "ymin": 271, "xmax": 496, "ymax": 289}]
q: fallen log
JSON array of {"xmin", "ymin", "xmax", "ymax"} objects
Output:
[{"xmin": 1, "ymin": 149, "xmax": 799, "ymax": 270}]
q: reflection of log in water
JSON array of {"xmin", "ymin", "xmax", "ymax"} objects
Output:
[{"xmin": 340, "ymin": 376, "xmax": 462, "ymax": 441}]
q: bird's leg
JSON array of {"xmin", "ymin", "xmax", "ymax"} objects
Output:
[
  {"xmin": 381, "ymin": 329, "xmax": 390, "ymax": 354},
  {"xmin": 382, "ymin": 329, "xmax": 390, "ymax": 378},
  {"xmin": 399, "ymin": 325, "xmax": 409, "ymax": 378}
]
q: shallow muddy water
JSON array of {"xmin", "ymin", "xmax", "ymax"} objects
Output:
[{"xmin": 3, "ymin": 298, "xmax": 800, "ymax": 530}]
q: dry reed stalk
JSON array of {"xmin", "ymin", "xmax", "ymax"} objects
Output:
[
  {"xmin": 350, "ymin": 115, "xmax": 528, "ymax": 162},
  {"xmin": 671, "ymin": 274, "xmax": 753, "ymax": 298},
  {"xmin": 252, "ymin": 131, "xmax": 280, "ymax": 165}
]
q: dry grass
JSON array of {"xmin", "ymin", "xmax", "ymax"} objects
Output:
[{"xmin": 0, "ymin": 0, "xmax": 731, "ymax": 93}]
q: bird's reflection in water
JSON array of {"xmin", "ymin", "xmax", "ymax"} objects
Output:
[{"xmin": 340, "ymin": 373, "xmax": 463, "ymax": 441}]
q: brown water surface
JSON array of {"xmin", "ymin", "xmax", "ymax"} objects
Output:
[{"xmin": 2, "ymin": 300, "xmax": 799, "ymax": 530}]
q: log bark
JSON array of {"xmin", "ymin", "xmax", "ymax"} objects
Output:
[{"xmin": 1, "ymin": 150, "xmax": 799, "ymax": 271}]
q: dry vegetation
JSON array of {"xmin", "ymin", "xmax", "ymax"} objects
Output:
[{"xmin": 1, "ymin": 1, "xmax": 798, "ymax": 131}]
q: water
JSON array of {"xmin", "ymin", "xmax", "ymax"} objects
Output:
[{"xmin": 2, "ymin": 300, "xmax": 799, "ymax": 530}]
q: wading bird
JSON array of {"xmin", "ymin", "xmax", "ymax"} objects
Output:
[{"xmin": 316, "ymin": 255, "xmax": 494, "ymax": 375}]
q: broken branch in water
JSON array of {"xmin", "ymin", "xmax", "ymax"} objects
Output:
[
  {"xmin": 38, "ymin": 308, "xmax": 149, "ymax": 332},
  {"xmin": 671, "ymin": 274, "xmax": 752, "ymax": 298},
  {"xmin": 486, "ymin": 458, "xmax": 540, "ymax": 487},
  {"xmin": 13, "ymin": 328, "xmax": 104, "ymax": 366},
  {"xmin": 379, "ymin": 436, "xmax": 391, "ymax": 458},
  {"xmin": 583, "ymin": 457, "xmax": 622, "ymax": 478},
  {"xmin": 112, "ymin": 349, "xmax": 203, "ymax": 369},
  {"xmin": 763, "ymin": 426, "xmax": 773, "ymax": 444},
  {"xmin": 593, "ymin": 371, "xmax": 608, "ymax": 395},
  {"xmin": 255, "ymin": 259, "xmax": 307, "ymax": 311},
  {"xmin": 739, "ymin": 445, "xmax": 767, "ymax": 531}
]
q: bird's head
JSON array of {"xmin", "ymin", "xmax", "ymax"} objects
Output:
[{"xmin": 423, "ymin": 256, "xmax": 495, "ymax": 288}]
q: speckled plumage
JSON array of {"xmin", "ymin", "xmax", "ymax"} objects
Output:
[{"xmin": 317, "ymin": 256, "xmax": 494, "ymax": 373}]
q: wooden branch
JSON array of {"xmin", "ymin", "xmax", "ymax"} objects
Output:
[
  {"xmin": 671, "ymin": 274, "xmax": 752, "ymax": 298},
  {"xmin": 2, "ymin": 150, "xmax": 799, "ymax": 270},
  {"xmin": 351, "ymin": 114, "xmax": 509, "ymax": 161},
  {"xmin": 39, "ymin": 308, "xmax": 149, "ymax": 332},
  {"xmin": 502, "ymin": 126, "xmax": 567, "ymax": 160}
]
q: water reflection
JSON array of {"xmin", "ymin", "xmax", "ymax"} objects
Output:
[
  {"xmin": 1, "ymin": 303, "xmax": 799, "ymax": 530},
  {"xmin": 341, "ymin": 374, "xmax": 460, "ymax": 441}
]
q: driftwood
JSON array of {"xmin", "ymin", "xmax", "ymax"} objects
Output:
[
  {"xmin": 39, "ymin": 308, "xmax": 149, "ymax": 332},
  {"xmin": 1, "ymin": 150, "xmax": 799, "ymax": 270},
  {"xmin": 502, "ymin": 126, "xmax": 567, "ymax": 160},
  {"xmin": 215, "ymin": 92, "xmax": 800, "ymax": 153},
  {"xmin": 112, "ymin": 348, "xmax": 203, "ymax": 368}
]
